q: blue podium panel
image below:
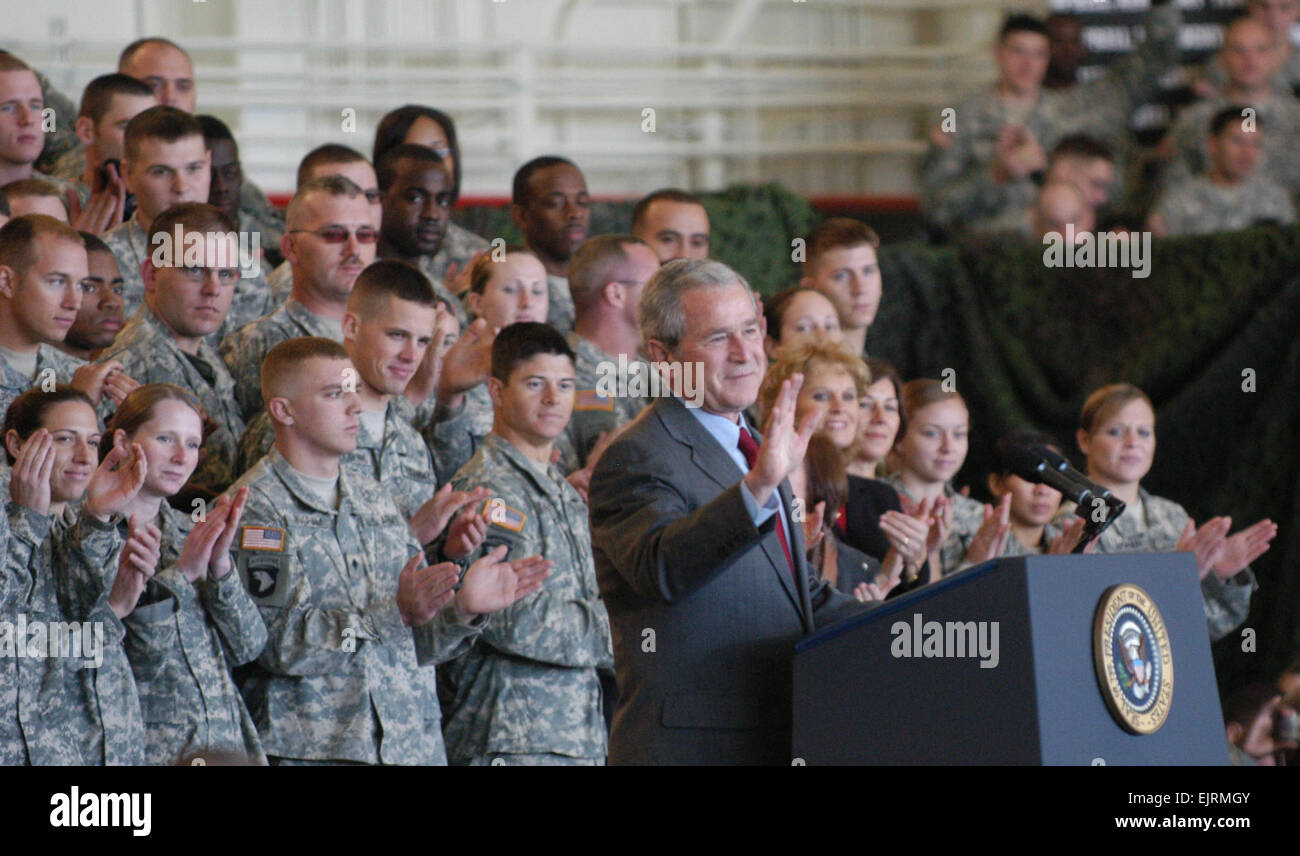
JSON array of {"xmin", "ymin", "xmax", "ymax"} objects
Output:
[{"xmin": 792, "ymin": 553, "xmax": 1229, "ymax": 765}]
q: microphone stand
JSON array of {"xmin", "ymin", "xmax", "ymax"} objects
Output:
[{"xmin": 1073, "ymin": 495, "xmax": 1126, "ymax": 553}]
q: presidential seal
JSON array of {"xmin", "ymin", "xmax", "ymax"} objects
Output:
[{"xmin": 1093, "ymin": 584, "xmax": 1173, "ymax": 734}]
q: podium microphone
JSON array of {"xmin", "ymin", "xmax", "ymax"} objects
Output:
[{"xmin": 1004, "ymin": 445, "xmax": 1101, "ymax": 514}]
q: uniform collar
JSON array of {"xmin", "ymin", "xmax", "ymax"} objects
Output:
[
  {"xmin": 482, "ymin": 433, "xmax": 563, "ymax": 500},
  {"xmin": 264, "ymin": 447, "xmax": 354, "ymax": 514}
]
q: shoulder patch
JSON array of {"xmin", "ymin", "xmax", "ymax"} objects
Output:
[
  {"xmin": 574, "ymin": 389, "xmax": 614, "ymax": 412},
  {"xmin": 240, "ymin": 526, "xmax": 285, "ymax": 552},
  {"xmin": 482, "ymin": 498, "xmax": 526, "ymax": 532}
]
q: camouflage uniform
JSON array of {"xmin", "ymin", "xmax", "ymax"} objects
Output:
[
  {"xmin": 558, "ymin": 331, "xmax": 650, "ymax": 472},
  {"xmin": 101, "ymin": 304, "xmax": 246, "ymax": 497},
  {"xmin": 423, "ymin": 382, "xmax": 495, "ymax": 487},
  {"xmin": 881, "ymin": 475, "xmax": 986, "ymax": 576},
  {"xmin": 1163, "ymin": 95, "xmax": 1300, "ymax": 196},
  {"xmin": 1052, "ymin": 488, "xmax": 1256, "ymax": 641},
  {"xmin": 101, "ymin": 214, "xmax": 149, "ymax": 319},
  {"xmin": 120, "ymin": 503, "xmax": 269, "ymax": 765},
  {"xmin": 1000, "ymin": 521, "xmax": 1064, "ymax": 557},
  {"xmin": 218, "ymin": 298, "xmax": 340, "ymax": 421},
  {"xmin": 920, "ymin": 4, "xmax": 1182, "ymax": 232},
  {"xmin": 1, "ymin": 504, "xmax": 143, "ymax": 765},
  {"xmin": 1152, "ymin": 173, "xmax": 1296, "ymax": 236},
  {"xmin": 239, "ymin": 181, "xmax": 286, "ymax": 258},
  {"xmin": 265, "ymin": 260, "xmax": 293, "ymax": 306},
  {"xmin": 0, "ymin": 345, "xmax": 86, "ymax": 419},
  {"xmin": 48, "ymin": 145, "xmax": 86, "ymax": 185},
  {"xmin": 101, "ymin": 212, "xmax": 276, "ymax": 344},
  {"xmin": 1200, "ymin": 51, "xmax": 1300, "ymax": 99},
  {"xmin": 547, "ymin": 274, "xmax": 575, "ymax": 336},
  {"xmin": 226, "ymin": 448, "xmax": 483, "ymax": 764},
  {"xmin": 415, "ymin": 221, "xmax": 490, "ymax": 328},
  {"xmin": 236, "ymin": 395, "xmax": 437, "ymax": 520},
  {"xmin": 442, "ymin": 433, "xmax": 613, "ymax": 764},
  {"xmin": 33, "ymin": 69, "xmax": 80, "ymax": 176}
]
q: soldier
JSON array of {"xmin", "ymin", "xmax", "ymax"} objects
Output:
[
  {"xmin": 1, "ymin": 180, "xmax": 68, "ymax": 222},
  {"xmin": 1149, "ymin": 106, "xmax": 1296, "ymax": 236},
  {"xmin": 49, "ymin": 73, "xmax": 155, "ymax": 215},
  {"xmin": 424, "ymin": 246, "xmax": 548, "ymax": 485},
  {"xmin": 117, "ymin": 37, "xmax": 285, "ymax": 251},
  {"xmin": 99, "ymin": 203, "xmax": 247, "ymax": 502},
  {"xmin": 102, "ymin": 106, "xmax": 210, "ymax": 318},
  {"xmin": 226, "ymin": 336, "xmax": 552, "ymax": 765},
  {"xmin": 985, "ymin": 429, "xmax": 1080, "ymax": 556},
  {"xmin": 264, "ymin": 145, "xmax": 383, "ymax": 301},
  {"xmin": 1055, "ymin": 384, "xmax": 1276, "ymax": 641},
  {"xmin": 1199, "ymin": 2, "xmax": 1300, "ymax": 102},
  {"xmin": 104, "ymin": 384, "xmax": 268, "ymax": 765},
  {"xmin": 0, "ymin": 54, "xmax": 114, "ymax": 234},
  {"xmin": 881, "ymin": 379, "xmax": 1012, "ymax": 579},
  {"xmin": 560, "ymin": 234, "xmax": 659, "ymax": 475},
  {"xmin": 2, "ymin": 386, "xmax": 156, "ymax": 765},
  {"xmin": 0, "ymin": 215, "xmax": 136, "ymax": 417},
  {"xmin": 631, "ymin": 189, "xmax": 711, "ymax": 264},
  {"xmin": 373, "ymin": 105, "xmax": 489, "ymax": 289},
  {"xmin": 442, "ymin": 322, "xmax": 613, "ymax": 765},
  {"xmin": 57, "ymin": 232, "xmax": 125, "ymax": 362},
  {"xmin": 219, "ymin": 175, "xmax": 375, "ymax": 421},
  {"xmin": 236, "ymin": 264, "xmax": 489, "ymax": 570},
  {"xmin": 920, "ymin": 2, "xmax": 1181, "ymax": 235},
  {"xmin": 799, "ymin": 218, "xmax": 882, "ymax": 358},
  {"xmin": 199, "ymin": 114, "xmax": 283, "ymax": 277},
  {"xmin": 375, "ymin": 143, "xmax": 467, "ymax": 324},
  {"xmin": 512, "ymin": 156, "xmax": 590, "ymax": 334},
  {"xmin": 1164, "ymin": 16, "xmax": 1300, "ymax": 196}
]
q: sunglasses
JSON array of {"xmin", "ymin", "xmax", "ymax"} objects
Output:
[{"xmin": 289, "ymin": 226, "xmax": 379, "ymax": 244}]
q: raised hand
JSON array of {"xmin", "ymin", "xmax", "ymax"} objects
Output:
[
  {"xmin": 1175, "ymin": 516, "xmax": 1231, "ymax": 580},
  {"xmin": 409, "ymin": 483, "xmax": 491, "ymax": 546},
  {"xmin": 1047, "ymin": 516, "xmax": 1092, "ymax": 555},
  {"xmin": 1210, "ymin": 518, "xmax": 1277, "ymax": 579},
  {"xmin": 445, "ymin": 249, "xmax": 484, "ymax": 297},
  {"xmin": 454, "ymin": 545, "xmax": 554, "ymax": 620},
  {"xmin": 101, "ymin": 367, "xmax": 141, "ymax": 408},
  {"xmin": 879, "ymin": 508, "xmax": 929, "ymax": 572},
  {"xmin": 9, "ymin": 429, "xmax": 55, "ymax": 514},
  {"xmin": 207, "ymin": 488, "xmax": 249, "ymax": 580},
  {"xmin": 71, "ymin": 360, "xmax": 126, "ymax": 407},
  {"xmin": 444, "ymin": 505, "xmax": 489, "ymax": 561},
  {"xmin": 965, "ymin": 493, "xmax": 1012, "ymax": 567},
  {"xmin": 109, "ymin": 516, "xmax": 162, "ymax": 618},
  {"xmin": 437, "ymin": 318, "xmax": 496, "ymax": 403},
  {"xmin": 743, "ymin": 373, "xmax": 821, "ymax": 507},
  {"xmin": 83, "ymin": 438, "xmax": 147, "ymax": 520},
  {"xmin": 67, "ymin": 162, "xmax": 127, "ymax": 234},
  {"xmin": 404, "ymin": 305, "xmax": 450, "ymax": 410},
  {"xmin": 396, "ymin": 553, "xmax": 461, "ymax": 627},
  {"xmin": 177, "ymin": 494, "xmax": 233, "ymax": 583}
]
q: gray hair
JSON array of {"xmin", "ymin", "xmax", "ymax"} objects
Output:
[{"xmin": 638, "ymin": 259, "xmax": 756, "ymax": 352}]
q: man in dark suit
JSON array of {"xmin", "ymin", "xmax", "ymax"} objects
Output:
[{"xmin": 588, "ymin": 259, "xmax": 872, "ymax": 765}]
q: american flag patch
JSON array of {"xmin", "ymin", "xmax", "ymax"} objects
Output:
[
  {"xmin": 574, "ymin": 389, "xmax": 614, "ymax": 412},
  {"xmin": 481, "ymin": 499, "xmax": 526, "ymax": 532},
  {"xmin": 240, "ymin": 526, "xmax": 285, "ymax": 551}
]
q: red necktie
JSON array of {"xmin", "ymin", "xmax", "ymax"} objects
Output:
[{"xmin": 737, "ymin": 427, "xmax": 798, "ymax": 588}]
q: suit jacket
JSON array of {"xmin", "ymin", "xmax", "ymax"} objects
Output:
[{"xmin": 588, "ymin": 396, "xmax": 869, "ymax": 765}]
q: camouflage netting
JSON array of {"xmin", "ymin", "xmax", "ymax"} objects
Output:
[{"xmin": 458, "ymin": 184, "xmax": 1300, "ymax": 690}]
